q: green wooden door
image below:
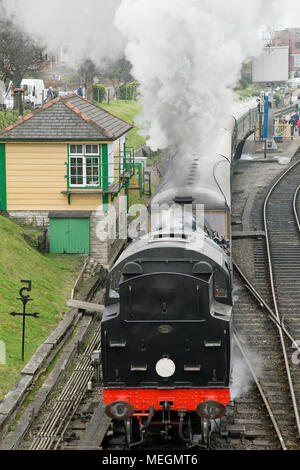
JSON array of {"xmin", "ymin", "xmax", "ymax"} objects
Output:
[{"xmin": 50, "ymin": 218, "xmax": 90, "ymax": 254}]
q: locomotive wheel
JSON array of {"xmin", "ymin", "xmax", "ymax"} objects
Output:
[
  {"xmin": 124, "ymin": 417, "xmax": 132, "ymax": 447},
  {"xmin": 201, "ymin": 418, "xmax": 211, "ymax": 447}
]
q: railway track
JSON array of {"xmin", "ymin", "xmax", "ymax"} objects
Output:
[
  {"xmin": 29, "ymin": 326, "xmax": 101, "ymax": 450},
  {"xmin": 232, "ymin": 155, "xmax": 300, "ymax": 450},
  {"xmin": 23, "ymin": 151, "xmax": 300, "ymax": 452}
]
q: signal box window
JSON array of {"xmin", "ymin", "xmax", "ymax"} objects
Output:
[
  {"xmin": 69, "ymin": 144, "xmax": 100, "ymax": 187},
  {"xmin": 85, "ymin": 144, "xmax": 99, "ymax": 155}
]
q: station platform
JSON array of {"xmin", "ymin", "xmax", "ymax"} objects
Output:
[{"xmin": 240, "ymin": 132, "xmax": 300, "ymax": 164}]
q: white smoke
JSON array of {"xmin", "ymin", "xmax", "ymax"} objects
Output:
[
  {"xmin": 231, "ymin": 344, "xmax": 264, "ymax": 401},
  {"xmin": 1, "ymin": 0, "xmax": 124, "ymax": 66},
  {"xmin": 114, "ymin": 0, "xmax": 290, "ymax": 153},
  {"xmin": 2, "ymin": 0, "xmax": 300, "ymax": 155}
]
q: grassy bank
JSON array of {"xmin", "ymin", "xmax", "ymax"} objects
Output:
[
  {"xmin": 0, "ymin": 110, "xmax": 31, "ymax": 132},
  {"xmin": 98, "ymin": 100, "xmax": 148, "ymax": 149},
  {"xmin": 0, "ymin": 215, "xmax": 84, "ymax": 399},
  {"xmin": 235, "ymin": 83, "xmax": 262, "ymax": 99}
]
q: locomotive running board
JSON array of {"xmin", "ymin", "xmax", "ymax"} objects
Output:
[{"xmin": 66, "ymin": 299, "xmax": 105, "ymax": 314}]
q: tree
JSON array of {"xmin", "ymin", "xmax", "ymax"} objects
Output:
[
  {"xmin": 101, "ymin": 58, "xmax": 134, "ymax": 99},
  {"xmin": 0, "ymin": 18, "xmax": 43, "ymax": 108},
  {"xmin": 78, "ymin": 59, "xmax": 99, "ymax": 101}
]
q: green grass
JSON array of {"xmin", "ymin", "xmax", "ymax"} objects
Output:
[
  {"xmin": 0, "ymin": 215, "xmax": 84, "ymax": 399},
  {"xmin": 97, "ymin": 100, "xmax": 148, "ymax": 149},
  {"xmin": 235, "ymin": 83, "xmax": 262, "ymax": 99},
  {"xmin": 0, "ymin": 110, "xmax": 31, "ymax": 132}
]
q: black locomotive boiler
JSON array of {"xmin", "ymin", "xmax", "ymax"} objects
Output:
[{"xmin": 101, "ymin": 100, "xmax": 258, "ymax": 447}]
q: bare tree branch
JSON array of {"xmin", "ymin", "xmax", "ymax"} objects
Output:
[{"xmin": 0, "ymin": 18, "xmax": 43, "ymax": 92}]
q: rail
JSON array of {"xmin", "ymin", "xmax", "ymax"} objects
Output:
[
  {"xmin": 293, "ymin": 183, "xmax": 300, "ymax": 232},
  {"xmin": 29, "ymin": 327, "xmax": 101, "ymax": 450},
  {"xmin": 233, "ymin": 260, "xmax": 300, "ymax": 449},
  {"xmin": 233, "ymin": 330, "xmax": 287, "ymax": 450},
  {"xmin": 233, "ymin": 261, "xmax": 300, "ymax": 352},
  {"xmin": 263, "ymin": 158, "xmax": 300, "ymax": 440}
]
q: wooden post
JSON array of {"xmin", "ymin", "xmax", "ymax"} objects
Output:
[{"xmin": 13, "ymin": 88, "xmax": 25, "ymax": 118}]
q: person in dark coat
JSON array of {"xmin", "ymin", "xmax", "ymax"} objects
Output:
[
  {"xmin": 289, "ymin": 116, "xmax": 295, "ymax": 138},
  {"xmin": 46, "ymin": 86, "xmax": 54, "ymax": 102},
  {"xmin": 77, "ymin": 85, "xmax": 83, "ymax": 97},
  {"xmin": 292, "ymin": 113, "xmax": 299, "ymax": 129}
]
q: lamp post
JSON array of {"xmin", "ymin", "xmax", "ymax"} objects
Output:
[
  {"xmin": 280, "ymin": 84, "xmax": 285, "ymax": 118},
  {"xmin": 289, "ymin": 82, "xmax": 293, "ymax": 117}
]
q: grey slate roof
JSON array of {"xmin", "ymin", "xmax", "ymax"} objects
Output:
[
  {"xmin": 66, "ymin": 95, "xmax": 133, "ymax": 139},
  {"xmin": 0, "ymin": 94, "xmax": 133, "ymax": 142}
]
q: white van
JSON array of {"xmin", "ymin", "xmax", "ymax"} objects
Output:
[
  {"xmin": 3, "ymin": 79, "xmax": 46, "ymax": 109},
  {"xmin": 4, "ymin": 82, "xmax": 13, "ymax": 110},
  {"xmin": 0, "ymin": 80, "xmax": 5, "ymax": 107},
  {"xmin": 21, "ymin": 79, "xmax": 46, "ymax": 108}
]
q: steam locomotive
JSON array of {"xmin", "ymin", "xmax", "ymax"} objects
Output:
[{"xmin": 101, "ymin": 100, "xmax": 258, "ymax": 447}]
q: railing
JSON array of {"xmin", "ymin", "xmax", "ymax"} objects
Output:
[
  {"xmin": 64, "ymin": 144, "xmax": 145, "ymax": 205},
  {"xmin": 254, "ymin": 122, "xmax": 292, "ymax": 141}
]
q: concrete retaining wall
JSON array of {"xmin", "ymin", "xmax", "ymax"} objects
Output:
[{"xmin": 8, "ymin": 210, "xmax": 124, "ymax": 267}]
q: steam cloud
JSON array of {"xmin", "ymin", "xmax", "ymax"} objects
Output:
[
  {"xmin": 116, "ymin": 0, "xmax": 262, "ymax": 153},
  {"xmin": 1, "ymin": 0, "xmax": 299, "ymax": 153},
  {"xmin": 1, "ymin": 0, "xmax": 124, "ymax": 65},
  {"xmin": 231, "ymin": 344, "xmax": 263, "ymax": 401},
  {"xmin": 115, "ymin": 0, "xmax": 294, "ymax": 153}
]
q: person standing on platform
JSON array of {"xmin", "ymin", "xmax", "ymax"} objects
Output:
[
  {"xmin": 292, "ymin": 113, "xmax": 299, "ymax": 132},
  {"xmin": 289, "ymin": 116, "xmax": 295, "ymax": 139}
]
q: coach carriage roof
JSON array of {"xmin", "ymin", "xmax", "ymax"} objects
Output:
[
  {"xmin": 222, "ymin": 114, "xmax": 236, "ymax": 134},
  {"xmin": 231, "ymin": 98, "xmax": 258, "ymax": 121},
  {"xmin": 150, "ymin": 150, "xmax": 231, "ymax": 210}
]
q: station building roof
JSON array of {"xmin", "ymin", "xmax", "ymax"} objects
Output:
[{"xmin": 0, "ymin": 94, "xmax": 133, "ymax": 142}]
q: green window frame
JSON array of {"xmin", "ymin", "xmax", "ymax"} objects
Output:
[{"xmin": 68, "ymin": 144, "xmax": 101, "ymax": 188}]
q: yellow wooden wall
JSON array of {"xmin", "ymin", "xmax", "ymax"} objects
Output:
[{"xmin": 5, "ymin": 142, "xmax": 110, "ymax": 211}]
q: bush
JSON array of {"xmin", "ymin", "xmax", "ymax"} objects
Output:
[
  {"xmin": 119, "ymin": 81, "xmax": 139, "ymax": 100},
  {"xmin": 0, "ymin": 110, "xmax": 31, "ymax": 131},
  {"xmin": 274, "ymin": 91, "xmax": 281, "ymax": 107},
  {"xmin": 239, "ymin": 78, "xmax": 249, "ymax": 90},
  {"xmin": 92, "ymin": 84, "xmax": 106, "ymax": 103}
]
